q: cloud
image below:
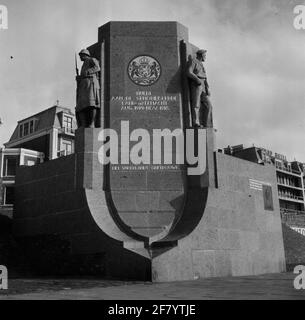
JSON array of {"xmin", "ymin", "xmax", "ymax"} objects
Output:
[{"xmin": 0, "ymin": 0, "xmax": 304, "ymax": 162}]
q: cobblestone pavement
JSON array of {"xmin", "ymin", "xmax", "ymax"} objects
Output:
[{"xmin": 0, "ymin": 273, "xmax": 305, "ymax": 300}]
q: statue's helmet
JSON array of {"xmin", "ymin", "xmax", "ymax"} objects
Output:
[
  {"xmin": 79, "ymin": 49, "xmax": 91, "ymax": 57},
  {"xmin": 196, "ymin": 49, "xmax": 207, "ymax": 55}
]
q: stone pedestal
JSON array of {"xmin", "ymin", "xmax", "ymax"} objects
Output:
[{"xmin": 86, "ymin": 22, "xmax": 211, "ymax": 243}]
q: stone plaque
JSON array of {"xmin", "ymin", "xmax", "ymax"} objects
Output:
[{"xmin": 263, "ymin": 184, "xmax": 274, "ymax": 211}]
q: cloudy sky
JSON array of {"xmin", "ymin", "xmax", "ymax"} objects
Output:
[{"xmin": 0, "ymin": 0, "xmax": 305, "ymax": 161}]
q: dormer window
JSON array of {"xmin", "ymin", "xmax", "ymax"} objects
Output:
[
  {"xmin": 63, "ymin": 115, "xmax": 73, "ymax": 129},
  {"xmin": 19, "ymin": 119, "xmax": 37, "ymax": 137},
  {"xmin": 19, "ymin": 124, "xmax": 23, "ymax": 137},
  {"xmin": 29, "ymin": 120, "xmax": 34, "ymax": 133},
  {"xmin": 24, "ymin": 122, "xmax": 29, "ymax": 136}
]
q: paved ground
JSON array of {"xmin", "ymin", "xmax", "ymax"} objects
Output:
[{"xmin": 0, "ymin": 273, "xmax": 304, "ymax": 300}]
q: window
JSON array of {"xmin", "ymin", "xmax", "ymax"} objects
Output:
[
  {"xmin": 62, "ymin": 140, "xmax": 73, "ymax": 155},
  {"xmin": 23, "ymin": 122, "xmax": 29, "ymax": 136},
  {"xmin": 29, "ymin": 120, "xmax": 34, "ymax": 133},
  {"xmin": 3, "ymin": 186, "xmax": 14, "ymax": 205},
  {"xmin": 19, "ymin": 119, "xmax": 36, "ymax": 137},
  {"xmin": 19, "ymin": 124, "xmax": 24, "ymax": 137},
  {"xmin": 24, "ymin": 156, "xmax": 38, "ymax": 166},
  {"xmin": 25, "ymin": 160, "xmax": 35, "ymax": 166},
  {"xmin": 3, "ymin": 156, "xmax": 18, "ymax": 176},
  {"xmin": 275, "ymin": 160, "xmax": 282, "ymax": 169},
  {"xmin": 63, "ymin": 116, "xmax": 73, "ymax": 129}
]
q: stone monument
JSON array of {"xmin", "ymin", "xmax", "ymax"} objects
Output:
[
  {"xmin": 186, "ymin": 49, "xmax": 213, "ymax": 128},
  {"xmin": 13, "ymin": 22, "xmax": 286, "ymax": 281},
  {"xmin": 75, "ymin": 49, "xmax": 101, "ymax": 128}
]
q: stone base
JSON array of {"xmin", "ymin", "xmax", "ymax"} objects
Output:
[{"xmin": 12, "ymin": 129, "xmax": 286, "ymax": 281}]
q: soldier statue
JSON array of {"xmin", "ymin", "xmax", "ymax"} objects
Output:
[
  {"xmin": 76, "ymin": 49, "xmax": 100, "ymax": 128},
  {"xmin": 186, "ymin": 49, "xmax": 213, "ymax": 128}
]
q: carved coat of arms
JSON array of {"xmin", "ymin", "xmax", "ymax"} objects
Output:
[{"xmin": 128, "ymin": 55, "xmax": 161, "ymax": 86}]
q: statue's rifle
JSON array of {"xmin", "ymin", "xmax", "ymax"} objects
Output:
[
  {"xmin": 75, "ymin": 52, "xmax": 80, "ymax": 101},
  {"xmin": 75, "ymin": 53, "xmax": 79, "ymax": 77}
]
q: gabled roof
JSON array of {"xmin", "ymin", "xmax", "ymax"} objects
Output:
[{"xmin": 5, "ymin": 105, "xmax": 75, "ymax": 145}]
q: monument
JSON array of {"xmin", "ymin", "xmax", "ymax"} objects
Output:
[
  {"xmin": 187, "ymin": 49, "xmax": 213, "ymax": 128},
  {"xmin": 75, "ymin": 49, "xmax": 101, "ymax": 128},
  {"xmin": 12, "ymin": 22, "xmax": 286, "ymax": 281}
]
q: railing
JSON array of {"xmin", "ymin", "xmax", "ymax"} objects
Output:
[
  {"xmin": 276, "ymin": 165, "xmax": 301, "ymax": 175},
  {"xmin": 277, "ymin": 182, "xmax": 302, "ymax": 189},
  {"xmin": 278, "ymin": 194, "xmax": 304, "ymax": 201},
  {"xmin": 281, "ymin": 208, "xmax": 305, "ymax": 216},
  {"xmin": 281, "ymin": 209, "xmax": 305, "ymax": 226}
]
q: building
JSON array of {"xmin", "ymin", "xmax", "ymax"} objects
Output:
[
  {"xmin": 224, "ymin": 145, "xmax": 305, "ymax": 214},
  {"xmin": 1, "ymin": 105, "xmax": 76, "ymax": 218},
  {"xmin": 4, "ymin": 105, "xmax": 77, "ymax": 161},
  {"xmin": 0, "ymin": 148, "xmax": 44, "ymax": 218}
]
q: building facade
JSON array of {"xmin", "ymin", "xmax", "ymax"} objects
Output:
[
  {"xmin": 1, "ymin": 105, "xmax": 76, "ymax": 219},
  {"xmin": 4, "ymin": 105, "xmax": 77, "ymax": 161},
  {"xmin": 0, "ymin": 148, "xmax": 44, "ymax": 218},
  {"xmin": 224, "ymin": 145, "xmax": 305, "ymax": 214}
]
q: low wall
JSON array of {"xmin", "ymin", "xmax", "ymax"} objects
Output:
[
  {"xmin": 151, "ymin": 153, "xmax": 286, "ymax": 281},
  {"xmin": 13, "ymin": 152, "xmax": 150, "ymax": 279}
]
